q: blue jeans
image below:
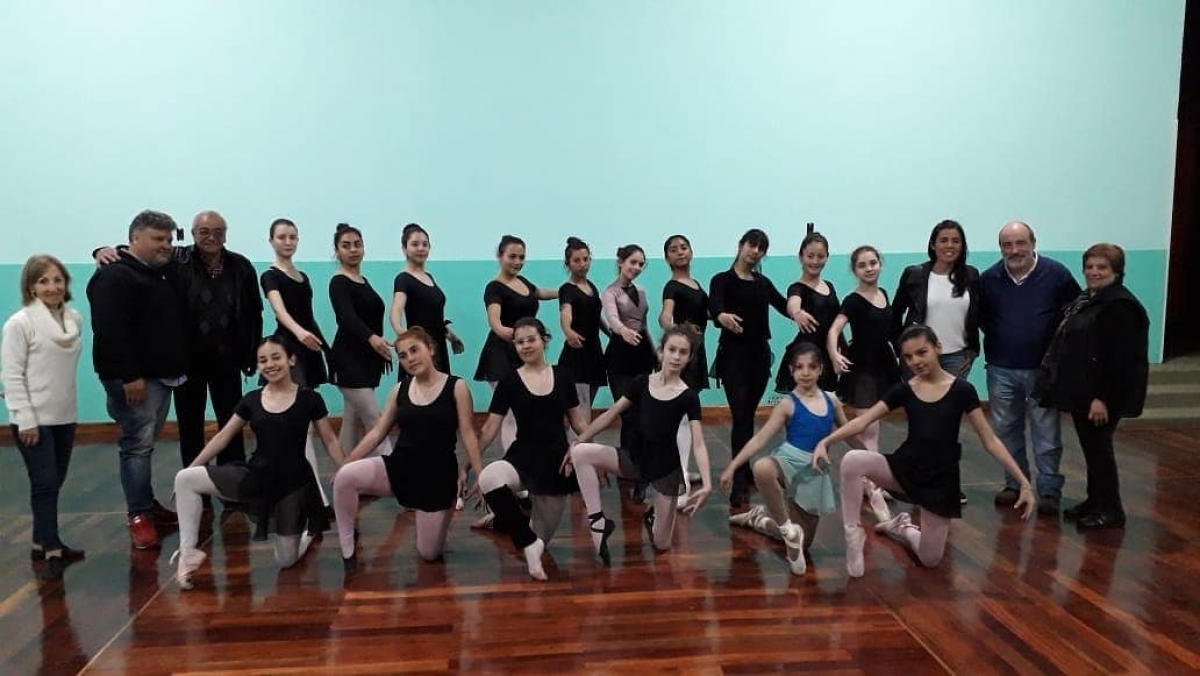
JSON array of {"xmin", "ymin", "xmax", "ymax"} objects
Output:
[
  {"xmin": 986, "ymin": 366, "xmax": 1064, "ymax": 497},
  {"xmin": 13, "ymin": 424, "xmax": 76, "ymax": 550},
  {"xmin": 102, "ymin": 378, "xmax": 174, "ymax": 516},
  {"xmin": 938, "ymin": 350, "xmax": 972, "ymax": 378}
]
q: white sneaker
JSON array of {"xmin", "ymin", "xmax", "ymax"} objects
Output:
[
  {"xmin": 170, "ymin": 548, "xmax": 208, "ymax": 590},
  {"xmin": 873, "ymin": 512, "xmax": 912, "ymax": 544},
  {"xmin": 779, "ymin": 521, "xmax": 807, "ymax": 575}
]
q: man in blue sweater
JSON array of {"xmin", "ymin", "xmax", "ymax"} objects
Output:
[{"xmin": 979, "ymin": 221, "xmax": 1081, "ymax": 515}]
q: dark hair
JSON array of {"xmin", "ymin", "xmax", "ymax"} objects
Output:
[
  {"xmin": 402, "ymin": 223, "xmax": 429, "ymax": 248},
  {"xmin": 128, "ymin": 209, "xmax": 176, "ymax": 238},
  {"xmin": 799, "ymin": 231, "xmax": 830, "ymax": 259},
  {"xmin": 269, "ymin": 218, "xmax": 296, "ymax": 238},
  {"xmin": 898, "ymin": 324, "xmax": 940, "ymax": 348},
  {"xmin": 616, "ymin": 244, "xmax": 645, "ymax": 263},
  {"xmin": 849, "ymin": 245, "xmax": 882, "ymax": 272},
  {"xmin": 334, "ymin": 222, "xmax": 362, "ymax": 248},
  {"xmin": 395, "ymin": 326, "xmax": 438, "ymax": 358},
  {"xmin": 512, "ymin": 316, "xmax": 550, "ymax": 341},
  {"xmin": 19, "ymin": 254, "xmax": 72, "ymax": 305},
  {"xmin": 659, "ymin": 323, "xmax": 700, "ymax": 365},
  {"xmin": 736, "ymin": 228, "xmax": 770, "ymax": 273},
  {"xmin": 564, "ymin": 236, "xmax": 590, "ymax": 265},
  {"xmin": 785, "ymin": 340, "xmax": 824, "ymax": 369},
  {"xmin": 257, "ymin": 335, "xmax": 295, "ymax": 358},
  {"xmin": 663, "ymin": 234, "xmax": 691, "ymax": 256},
  {"xmin": 1083, "ymin": 242, "xmax": 1126, "ymax": 283},
  {"xmin": 497, "ymin": 235, "xmax": 525, "ymax": 257},
  {"xmin": 927, "ymin": 219, "xmax": 970, "ymax": 297}
]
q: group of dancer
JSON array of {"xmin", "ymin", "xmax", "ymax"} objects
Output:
[{"xmin": 5, "ymin": 214, "xmax": 1147, "ymax": 585}]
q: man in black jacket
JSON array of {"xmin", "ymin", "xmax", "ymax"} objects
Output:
[
  {"xmin": 88, "ymin": 210, "xmax": 189, "ymax": 549},
  {"xmin": 172, "ymin": 210, "xmax": 262, "ymax": 469}
]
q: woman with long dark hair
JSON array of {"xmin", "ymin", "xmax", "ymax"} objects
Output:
[{"xmin": 389, "ymin": 223, "xmax": 464, "ymax": 375}]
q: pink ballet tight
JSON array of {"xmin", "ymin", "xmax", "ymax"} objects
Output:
[
  {"xmin": 332, "ymin": 458, "xmax": 452, "ymax": 562},
  {"xmin": 839, "ymin": 449, "xmax": 951, "ymax": 567}
]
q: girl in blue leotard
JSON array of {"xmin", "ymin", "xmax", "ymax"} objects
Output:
[{"xmin": 720, "ymin": 341, "xmax": 847, "ymax": 575}]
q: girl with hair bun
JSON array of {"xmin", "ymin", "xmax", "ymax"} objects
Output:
[
  {"xmin": 776, "ymin": 226, "xmax": 842, "ymax": 394},
  {"xmin": 389, "ymin": 223, "xmax": 464, "ymax": 376}
]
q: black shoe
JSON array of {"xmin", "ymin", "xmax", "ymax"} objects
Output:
[
  {"xmin": 1037, "ymin": 495, "xmax": 1061, "ymax": 516},
  {"xmin": 343, "ymin": 553, "xmax": 359, "ymax": 577},
  {"xmin": 959, "ymin": 491, "xmax": 968, "ymax": 505},
  {"xmin": 1077, "ymin": 510, "xmax": 1125, "ymax": 530},
  {"xmin": 588, "ymin": 513, "xmax": 616, "ymax": 566},
  {"xmin": 631, "ymin": 483, "xmax": 647, "ymax": 503},
  {"xmin": 39, "ymin": 556, "xmax": 65, "ymax": 581},
  {"xmin": 993, "ymin": 487, "xmax": 1019, "ymax": 506},
  {"xmin": 31, "ymin": 544, "xmax": 85, "ymax": 562},
  {"xmin": 1063, "ymin": 500, "xmax": 1092, "ymax": 521}
]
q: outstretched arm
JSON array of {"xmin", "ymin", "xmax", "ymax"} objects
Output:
[
  {"xmin": 574, "ymin": 397, "xmax": 632, "ymax": 444},
  {"xmin": 314, "ymin": 417, "xmax": 347, "ymax": 466},
  {"xmin": 682, "ymin": 420, "xmax": 713, "ymax": 514},
  {"xmin": 811, "ymin": 400, "xmax": 890, "ymax": 471},
  {"xmin": 345, "ymin": 386, "xmax": 399, "ymax": 463},
  {"xmin": 720, "ymin": 400, "xmax": 789, "ymax": 492},
  {"xmin": 967, "ymin": 408, "xmax": 1035, "ymax": 519},
  {"xmin": 188, "ymin": 415, "xmax": 248, "ymax": 468}
]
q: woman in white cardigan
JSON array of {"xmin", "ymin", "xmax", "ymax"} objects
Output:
[{"xmin": 2, "ymin": 254, "xmax": 84, "ymax": 580}]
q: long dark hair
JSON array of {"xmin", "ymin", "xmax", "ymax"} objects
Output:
[
  {"xmin": 735, "ymin": 228, "xmax": 770, "ymax": 273},
  {"xmin": 927, "ymin": 219, "xmax": 969, "ymax": 298}
]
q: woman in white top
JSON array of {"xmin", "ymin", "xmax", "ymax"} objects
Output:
[
  {"xmin": 2, "ymin": 255, "xmax": 84, "ymax": 580},
  {"xmin": 891, "ymin": 220, "xmax": 981, "ymax": 377}
]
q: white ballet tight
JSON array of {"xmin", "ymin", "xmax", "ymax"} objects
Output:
[
  {"xmin": 570, "ymin": 443, "xmax": 677, "ymax": 551},
  {"xmin": 676, "ymin": 418, "xmax": 692, "ymax": 495},
  {"xmin": 339, "ymin": 387, "xmax": 393, "ymax": 456},
  {"xmin": 839, "ymin": 450, "xmax": 950, "ymax": 567},
  {"xmin": 331, "ymin": 458, "xmax": 453, "ymax": 561},
  {"xmin": 304, "ymin": 424, "xmax": 330, "ymax": 506},
  {"xmin": 174, "ymin": 466, "xmax": 315, "ymax": 568}
]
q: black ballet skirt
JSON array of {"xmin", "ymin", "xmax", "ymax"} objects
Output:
[
  {"xmin": 383, "ymin": 375, "xmax": 461, "ymax": 512},
  {"xmin": 393, "ymin": 271, "xmax": 451, "ymax": 376},
  {"xmin": 488, "ymin": 366, "xmax": 580, "ymax": 496},
  {"xmin": 556, "ymin": 281, "xmax": 608, "ymax": 386},
  {"xmin": 474, "ymin": 277, "xmax": 540, "ymax": 382},
  {"xmin": 604, "ymin": 332, "xmax": 657, "ymax": 376},
  {"xmin": 836, "ymin": 291, "xmax": 900, "ymax": 408}
]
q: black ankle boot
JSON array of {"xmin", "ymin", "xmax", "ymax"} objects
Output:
[{"xmin": 483, "ymin": 487, "xmax": 538, "ymax": 550}]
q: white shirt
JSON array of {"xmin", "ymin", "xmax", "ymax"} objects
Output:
[
  {"xmin": 1, "ymin": 300, "xmax": 82, "ymax": 430},
  {"xmin": 925, "ymin": 272, "xmax": 970, "ymax": 354}
]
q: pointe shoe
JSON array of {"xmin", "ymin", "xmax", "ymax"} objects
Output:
[
  {"xmin": 873, "ymin": 512, "xmax": 913, "ymax": 544},
  {"xmin": 867, "ymin": 488, "xmax": 892, "ymax": 523},
  {"xmin": 589, "ymin": 514, "xmax": 616, "ymax": 566},
  {"xmin": 170, "ymin": 549, "xmax": 208, "ymax": 590},
  {"xmin": 523, "ymin": 539, "xmax": 548, "ymax": 581},
  {"xmin": 844, "ymin": 526, "xmax": 866, "ymax": 578},
  {"xmin": 779, "ymin": 521, "xmax": 807, "ymax": 575},
  {"xmin": 728, "ymin": 505, "xmax": 781, "ymax": 539}
]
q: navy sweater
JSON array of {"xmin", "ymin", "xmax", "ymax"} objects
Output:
[{"xmin": 978, "ymin": 255, "xmax": 1080, "ymax": 369}]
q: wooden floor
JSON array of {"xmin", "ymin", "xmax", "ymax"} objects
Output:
[{"xmin": 2, "ymin": 416, "xmax": 1199, "ymax": 675}]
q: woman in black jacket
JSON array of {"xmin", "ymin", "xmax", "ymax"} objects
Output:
[
  {"xmin": 1036, "ymin": 243, "xmax": 1149, "ymax": 530},
  {"xmin": 892, "ymin": 220, "xmax": 981, "ymax": 377}
]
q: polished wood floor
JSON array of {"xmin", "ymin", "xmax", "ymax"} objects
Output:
[{"xmin": 2, "ymin": 416, "xmax": 1198, "ymax": 675}]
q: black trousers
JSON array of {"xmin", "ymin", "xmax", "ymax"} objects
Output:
[
  {"xmin": 175, "ymin": 357, "xmax": 246, "ymax": 466},
  {"xmin": 717, "ymin": 341, "xmax": 772, "ymax": 502},
  {"xmin": 1070, "ymin": 412, "xmax": 1123, "ymax": 513}
]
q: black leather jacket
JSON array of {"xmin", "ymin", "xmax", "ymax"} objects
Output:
[{"xmin": 891, "ymin": 261, "xmax": 981, "ymax": 353}]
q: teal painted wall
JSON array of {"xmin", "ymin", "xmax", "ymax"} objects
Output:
[
  {"xmin": 0, "ymin": 249, "xmax": 1167, "ymax": 422},
  {"xmin": 0, "ymin": 1, "xmax": 1182, "ymax": 422}
]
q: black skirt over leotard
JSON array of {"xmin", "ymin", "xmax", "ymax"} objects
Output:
[
  {"xmin": 835, "ymin": 290, "xmax": 900, "ymax": 408},
  {"xmin": 488, "ymin": 366, "xmax": 580, "ymax": 495},
  {"xmin": 207, "ymin": 388, "xmax": 330, "ymax": 540},
  {"xmin": 382, "ymin": 375, "xmax": 461, "ymax": 512},
  {"xmin": 556, "ymin": 280, "xmax": 608, "ymax": 386},
  {"xmin": 882, "ymin": 379, "xmax": 981, "ymax": 519},
  {"xmin": 617, "ymin": 374, "xmax": 702, "ymax": 496},
  {"xmin": 474, "ymin": 276, "xmax": 540, "ymax": 382},
  {"xmin": 775, "ymin": 280, "xmax": 842, "ymax": 394},
  {"xmin": 260, "ymin": 268, "xmax": 329, "ymax": 388}
]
